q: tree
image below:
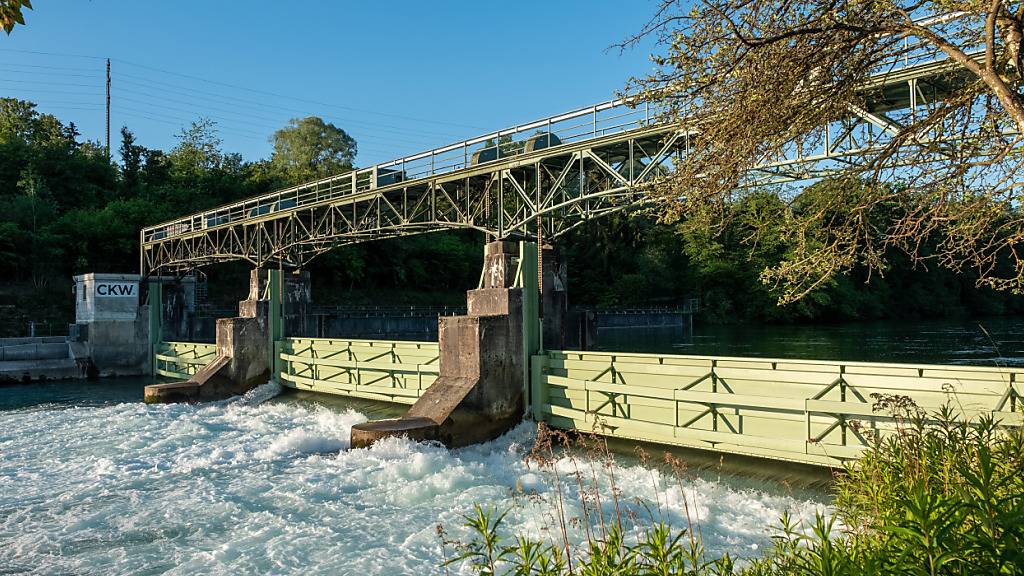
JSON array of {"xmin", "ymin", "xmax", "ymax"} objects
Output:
[
  {"xmin": 627, "ymin": 2, "xmax": 1024, "ymax": 303},
  {"xmin": 270, "ymin": 116, "xmax": 356, "ymax": 182},
  {"xmin": 0, "ymin": 0, "xmax": 31, "ymax": 34},
  {"xmin": 119, "ymin": 126, "xmax": 144, "ymax": 196},
  {"xmin": 170, "ymin": 117, "xmax": 223, "ymax": 176}
]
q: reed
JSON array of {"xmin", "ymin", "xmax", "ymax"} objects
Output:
[{"xmin": 445, "ymin": 400, "xmax": 1024, "ymax": 575}]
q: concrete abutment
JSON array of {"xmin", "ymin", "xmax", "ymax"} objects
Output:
[
  {"xmin": 351, "ymin": 240, "xmax": 529, "ymax": 448},
  {"xmin": 144, "ymin": 269, "xmax": 309, "ymax": 403}
]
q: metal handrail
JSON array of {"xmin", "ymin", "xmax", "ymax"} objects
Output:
[{"xmin": 141, "ymin": 14, "xmax": 979, "ymax": 246}]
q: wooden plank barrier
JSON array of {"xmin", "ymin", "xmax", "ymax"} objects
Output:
[
  {"xmin": 277, "ymin": 337, "xmax": 439, "ymax": 405},
  {"xmin": 534, "ymin": 350, "xmax": 1023, "ymax": 467}
]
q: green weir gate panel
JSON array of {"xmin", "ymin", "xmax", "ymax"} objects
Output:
[
  {"xmin": 152, "ymin": 335, "xmax": 1023, "ymax": 467},
  {"xmin": 532, "ymin": 350, "xmax": 1024, "ymax": 467},
  {"xmin": 147, "ymin": 280, "xmax": 162, "ymax": 376},
  {"xmin": 517, "ymin": 241, "xmax": 541, "ymax": 414},
  {"xmin": 154, "ymin": 341, "xmax": 217, "ymax": 380},
  {"xmin": 277, "ymin": 337, "xmax": 439, "ymax": 405}
]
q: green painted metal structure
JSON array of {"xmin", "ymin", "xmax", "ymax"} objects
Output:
[
  {"xmin": 277, "ymin": 337, "xmax": 439, "ymax": 404},
  {"xmin": 140, "ymin": 49, "xmax": 989, "ymax": 275},
  {"xmin": 267, "ymin": 269, "xmax": 283, "ymax": 376},
  {"xmin": 147, "ymin": 235, "xmax": 1021, "ymax": 467},
  {"xmin": 154, "ymin": 341, "xmax": 217, "ymax": 380},
  {"xmin": 151, "ymin": 336, "xmax": 1023, "ymax": 467},
  {"xmin": 147, "ymin": 280, "xmax": 162, "ymax": 376},
  {"xmin": 531, "ymin": 350, "xmax": 1023, "ymax": 466},
  {"xmin": 515, "ymin": 241, "xmax": 541, "ymax": 414}
]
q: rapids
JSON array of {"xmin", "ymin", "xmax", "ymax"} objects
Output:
[{"xmin": 0, "ymin": 381, "xmax": 829, "ymax": 574}]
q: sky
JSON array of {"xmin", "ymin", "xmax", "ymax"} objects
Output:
[{"xmin": 0, "ymin": 1, "xmax": 661, "ymax": 166}]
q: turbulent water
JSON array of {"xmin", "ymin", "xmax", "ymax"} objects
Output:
[{"xmin": 0, "ymin": 381, "xmax": 829, "ymax": 575}]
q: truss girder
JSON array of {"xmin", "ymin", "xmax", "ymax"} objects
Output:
[{"xmin": 141, "ymin": 55, "xmax": 996, "ymax": 274}]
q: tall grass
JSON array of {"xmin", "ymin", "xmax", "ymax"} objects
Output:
[{"xmin": 443, "ymin": 399, "xmax": 1024, "ymax": 575}]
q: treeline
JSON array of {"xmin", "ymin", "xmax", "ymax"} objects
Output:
[
  {"xmin": 0, "ymin": 97, "xmax": 1020, "ymax": 334},
  {"xmin": 0, "ymin": 98, "xmax": 483, "ymax": 331},
  {"xmin": 565, "ymin": 189, "xmax": 1024, "ymax": 323}
]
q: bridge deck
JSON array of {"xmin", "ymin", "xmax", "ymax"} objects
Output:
[{"xmin": 141, "ymin": 53, "xmax": 981, "ymax": 274}]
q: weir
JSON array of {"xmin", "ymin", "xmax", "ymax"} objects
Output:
[
  {"xmin": 39, "ymin": 43, "xmax": 1015, "ymax": 463},
  {"xmin": 350, "ymin": 240, "xmax": 527, "ymax": 447},
  {"xmin": 133, "ymin": 236, "xmax": 1024, "ymax": 466},
  {"xmin": 143, "ymin": 270, "xmax": 309, "ymax": 403}
]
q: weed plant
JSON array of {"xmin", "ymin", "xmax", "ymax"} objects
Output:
[{"xmin": 442, "ymin": 399, "xmax": 1024, "ymax": 575}]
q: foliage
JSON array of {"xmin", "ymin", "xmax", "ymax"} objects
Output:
[
  {"xmin": 566, "ymin": 199, "xmax": 1024, "ymax": 323},
  {"xmin": 0, "ymin": 98, "xmax": 485, "ymax": 333},
  {"xmin": 2, "ymin": 97, "xmax": 1023, "ymax": 334},
  {"xmin": 0, "ymin": 0, "xmax": 30, "ymax": 34},
  {"xmin": 270, "ymin": 116, "xmax": 356, "ymax": 182},
  {"xmin": 628, "ymin": 1, "xmax": 1024, "ymax": 303},
  {"xmin": 743, "ymin": 403, "xmax": 1024, "ymax": 575},
  {"xmin": 450, "ymin": 407, "xmax": 1024, "ymax": 575}
]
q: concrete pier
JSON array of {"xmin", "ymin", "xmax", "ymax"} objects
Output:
[
  {"xmin": 351, "ymin": 241, "xmax": 526, "ymax": 448},
  {"xmin": 540, "ymin": 245, "xmax": 568, "ymax": 350},
  {"xmin": 145, "ymin": 270, "xmax": 309, "ymax": 403},
  {"xmin": 68, "ymin": 273, "xmax": 151, "ymax": 377}
]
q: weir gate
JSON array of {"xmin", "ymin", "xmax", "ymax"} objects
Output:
[
  {"xmin": 125, "ymin": 44, "xmax": 1023, "ymax": 467},
  {"xmin": 146, "ymin": 240, "xmax": 1024, "ymax": 468}
]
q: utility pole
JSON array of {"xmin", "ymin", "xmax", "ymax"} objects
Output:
[{"xmin": 105, "ymin": 58, "xmax": 110, "ymax": 159}]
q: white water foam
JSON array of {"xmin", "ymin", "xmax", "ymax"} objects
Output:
[{"xmin": 0, "ymin": 394, "xmax": 830, "ymax": 574}]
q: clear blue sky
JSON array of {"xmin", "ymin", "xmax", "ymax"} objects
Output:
[{"xmin": 0, "ymin": 1, "xmax": 660, "ymax": 166}]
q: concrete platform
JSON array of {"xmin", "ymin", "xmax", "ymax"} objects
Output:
[
  {"xmin": 350, "ymin": 411, "xmax": 522, "ymax": 449},
  {"xmin": 0, "ymin": 358, "xmax": 82, "ymax": 383},
  {"xmin": 350, "ymin": 416, "xmax": 441, "ymax": 448},
  {"xmin": 143, "ymin": 380, "xmax": 201, "ymax": 403}
]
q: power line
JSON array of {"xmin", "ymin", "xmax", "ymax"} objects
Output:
[
  {"xmin": 113, "ymin": 83, "xmax": 455, "ymax": 148},
  {"xmin": 0, "ymin": 46, "xmax": 486, "ymax": 135},
  {"xmin": 0, "ymin": 47, "xmax": 106, "ymax": 60},
  {"xmin": 113, "ymin": 58, "xmax": 487, "ymax": 131},
  {"xmin": 0, "ymin": 60, "xmax": 105, "ymax": 72},
  {"xmin": 0, "ymin": 86, "xmax": 104, "ymax": 96},
  {"xmin": 0, "ymin": 78, "xmax": 101, "ymax": 87},
  {"xmin": 0, "ymin": 67, "xmax": 103, "ymax": 78},
  {"xmin": 0, "ymin": 48, "xmax": 484, "ymax": 162},
  {"xmin": 117, "ymin": 109, "xmax": 268, "ymax": 142},
  {"xmin": 114, "ymin": 73, "xmax": 468, "ymax": 142}
]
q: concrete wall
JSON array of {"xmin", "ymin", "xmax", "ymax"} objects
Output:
[
  {"xmin": 443, "ymin": 288, "xmax": 524, "ymax": 420},
  {"xmin": 74, "ymin": 273, "xmax": 141, "ymax": 323},
  {"xmin": 69, "ymin": 274, "xmax": 149, "ymax": 377},
  {"xmin": 0, "ymin": 337, "xmax": 69, "ymax": 361}
]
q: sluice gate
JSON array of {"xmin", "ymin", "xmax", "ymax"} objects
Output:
[
  {"xmin": 152, "ymin": 333, "xmax": 1022, "ymax": 467},
  {"xmin": 150, "ymin": 236, "xmax": 1021, "ymax": 467}
]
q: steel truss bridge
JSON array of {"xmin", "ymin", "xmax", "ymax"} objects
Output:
[{"xmin": 141, "ymin": 52, "xmax": 978, "ymax": 275}]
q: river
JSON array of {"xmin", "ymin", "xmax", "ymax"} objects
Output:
[
  {"xmin": 8, "ymin": 317, "xmax": 1020, "ymax": 574},
  {"xmin": 598, "ymin": 316, "xmax": 1024, "ymax": 365}
]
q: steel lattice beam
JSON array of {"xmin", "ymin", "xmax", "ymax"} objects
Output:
[{"xmin": 141, "ymin": 54, "xmax": 996, "ymax": 275}]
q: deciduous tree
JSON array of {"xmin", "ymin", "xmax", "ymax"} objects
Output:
[
  {"xmin": 270, "ymin": 116, "xmax": 356, "ymax": 182},
  {"xmin": 627, "ymin": 1, "xmax": 1024, "ymax": 303},
  {"xmin": 0, "ymin": 0, "xmax": 31, "ymax": 34}
]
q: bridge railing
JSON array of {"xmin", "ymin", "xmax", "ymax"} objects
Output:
[
  {"xmin": 531, "ymin": 350, "xmax": 1023, "ymax": 466},
  {"xmin": 141, "ymin": 98, "xmax": 657, "ymax": 245},
  {"xmin": 154, "ymin": 341, "xmax": 217, "ymax": 380},
  {"xmin": 140, "ymin": 13, "xmax": 980, "ymax": 249},
  {"xmin": 277, "ymin": 337, "xmax": 439, "ymax": 404}
]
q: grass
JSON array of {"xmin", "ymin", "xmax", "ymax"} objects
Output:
[{"xmin": 442, "ymin": 398, "xmax": 1024, "ymax": 575}]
